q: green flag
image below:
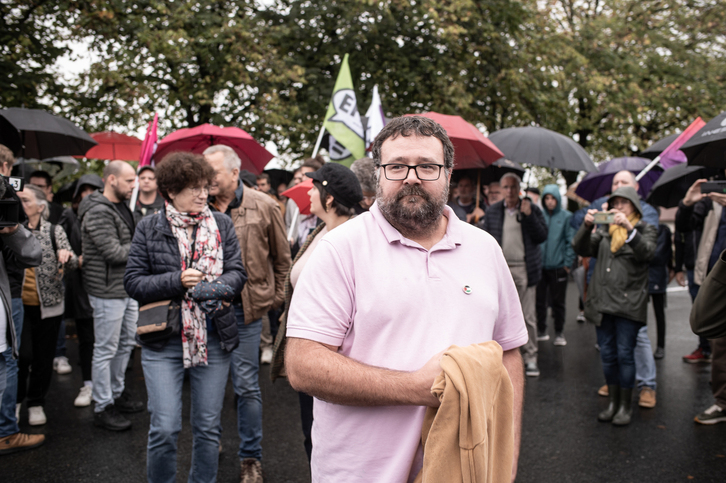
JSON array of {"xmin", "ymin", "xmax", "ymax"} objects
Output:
[{"xmin": 322, "ymin": 54, "xmax": 366, "ymax": 166}]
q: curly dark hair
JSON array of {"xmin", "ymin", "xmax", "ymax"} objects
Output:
[
  {"xmin": 155, "ymin": 151, "xmax": 215, "ymax": 201},
  {"xmin": 370, "ymin": 116, "xmax": 455, "ymax": 171}
]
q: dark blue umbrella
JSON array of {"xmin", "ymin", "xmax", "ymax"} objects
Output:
[{"xmin": 575, "ymin": 157, "xmax": 662, "ymax": 202}]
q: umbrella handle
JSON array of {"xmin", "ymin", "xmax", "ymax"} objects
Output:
[{"xmin": 474, "ymin": 171, "xmax": 482, "ymax": 224}]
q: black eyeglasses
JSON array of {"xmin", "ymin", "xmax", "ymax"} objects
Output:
[{"xmin": 380, "ymin": 164, "xmax": 445, "ymax": 181}]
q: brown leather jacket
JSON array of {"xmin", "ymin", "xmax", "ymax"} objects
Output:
[{"xmin": 230, "ymin": 188, "xmax": 291, "ymax": 323}]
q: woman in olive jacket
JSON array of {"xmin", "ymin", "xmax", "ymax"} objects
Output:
[{"xmin": 573, "ymin": 186, "xmax": 657, "ymax": 426}]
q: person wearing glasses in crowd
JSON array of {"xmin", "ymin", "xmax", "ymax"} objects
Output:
[
  {"xmin": 124, "ymin": 152, "xmax": 247, "ymax": 482},
  {"xmin": 483, "ymin": 173, "xmax": 548, "ymax": 378},
  {"xmin": 28, "ymin": 171, "xmax": 63, "ymax": 224},
  {"xmin": 271, "ymin": 162, "xmax": 363, "ymax": 463},
  {"xmin": 285, "ymin": 116, "xmax": 527, "ymax": 482}
]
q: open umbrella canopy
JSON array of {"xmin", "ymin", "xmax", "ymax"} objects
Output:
[
  {"xmin": 640, "ymin": 133, "xmax": 679, "ymax": 160},
  {"xmin": 682, "ymin": 112, "xmax": 726, "ymax": 168},
  {"xmin": 488, "ymin": 126, "xmax": 597, "ymax": 173},
  {"xmin": 83, "ymin": 132, "xmax": 142, "ymax": 161},
  {"xmin": 155, "ymin": 124, "xmax": 273, "ymax": 174},
  {"xmin": 646, "ymin": 163, "xmax": 719, "ymax": 208},
  {"xmin": 281, "ymin": 178, "xmax": 313, "ymax": 215},
  {"xmin": 14, "ymin": 156, "xmax": 80, "ymax": 180},
  {"xmin": 404, "ymin": 113, "xmax": 503, "ymax": 169},
  {"xmin": 575, "ymin": 157, "xmax": 661, "ymax": 202},
  {"xmin": 0, "ymin": 108, "xmax": 97, "ymax": 159}
]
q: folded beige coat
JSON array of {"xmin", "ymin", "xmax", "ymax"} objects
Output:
[{"xmin": 414, "ymin": 341, "xmax": 514, "ymax": 483}]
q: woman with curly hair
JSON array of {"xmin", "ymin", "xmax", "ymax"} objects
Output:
[{"xmin": 124, "ymin": 152, "xmax": 247, "ymax": 482}]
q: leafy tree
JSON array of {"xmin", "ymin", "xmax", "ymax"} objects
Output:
[{"xmin": 0, "ymin": 0, "xmax": 70, "ymax": 108}]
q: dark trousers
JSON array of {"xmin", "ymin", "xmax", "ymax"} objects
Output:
[
  {"xmin": 536, "ymin": 268, "xmax": 568, "ymax": 334},
  {"xmin": 17, "ymin": 305, "xmax": 62, "ymax": 408},
  {"xmin": 596, "ymin": 314, "xmax": 641, "ymax": 389},
  {"xmin": 75, "ymin": 317, "xmax": 95, "ymax": 382},
  {"xmin": 713, "ymin": 337, "xmax": 726, "ymax": 410},
  {"xmin": 687, "ymin": 270, "xmax": 711, "ymax": 353},
  {"xmin": 650, "ymin": 293, "xmax": 666, "ymax": 349},
  {"xmin": 298, "ymin": 391, "xmax": 313, "ymax": 463}
]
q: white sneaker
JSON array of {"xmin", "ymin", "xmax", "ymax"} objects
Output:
[
  {"xmin": 74, "ymin": 386, "xmax": 93, "ymax": 407},
  {"xmin": 53, "ymin": 356, "xmax": 72, "ymax": 375},
  {"xmin": 260, "ymin": 347, "xmax": 273, "ymax": 365},
  {"xmin": 554, "ymin": 333, "xmax": 567, "ymax": 346},
  {"xmin": 28, "ymin": 406, "xmax": 47, "ymax": 426}
]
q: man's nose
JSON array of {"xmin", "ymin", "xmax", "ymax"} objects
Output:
[{"xmin": 403, "ymin": 166, "xmax": 421, "ymax": 184}]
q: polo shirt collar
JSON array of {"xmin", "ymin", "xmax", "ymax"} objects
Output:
[{"xmin": 370, "ymin": 202, "xmax": 462, "ymax": 250}]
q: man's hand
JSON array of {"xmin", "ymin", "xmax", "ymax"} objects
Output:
[
  {"xmin": 466, "ymin": 207, "xmax": 485, "ymax": 224},
  {"xmin": 683, "ymin": 179, "xmax": 707, "ymax": 207},
  {"xmin": 583, "ymin": 209, "xmax": 598, "ymax": 228},
  {"xmin": 610, "ymin": 209, "xmax": 633, "ymax": 232},
  {"xmin": 675, "ymin": 271, "xmax": 687, "ymax": 287},
  {"xmin": 708, "ymin": 191, "xmax": 726, "ymax": 207},
  {"xmin": 0, "ymin": 224, "xmax": 19, "ymax": 235},
  {"xmin": 181, "ymin": 268, "xmax": 204, "ymax": 288},
  {"xmin": 57, "ymin": 249, "xmax": 72, "ymax": 264},
  {"xmin": 520, "ymin": 198, "xmax": 532, "ymax": 216},
  {"xmin": 413, "ymin": 350, "xmax": 445, "ymax": 407}
]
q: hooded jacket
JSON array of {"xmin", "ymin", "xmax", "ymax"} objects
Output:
[
  {"xmin": 540, "ymin": 185, "xmax": 575, "ymax": 270},
  {"xmin": 572, "ymin": 186, "xmax": 657, "ymax": 325},
  {"xmin": 78, "ymin": 190, "xmax": 135, "ymax": 299}
]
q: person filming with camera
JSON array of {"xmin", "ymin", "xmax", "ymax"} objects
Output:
[{"xmin": 483, "ymin": 173, "xmax": 548, "ymax": 377}]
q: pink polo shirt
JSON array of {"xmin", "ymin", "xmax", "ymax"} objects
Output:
[{"xmin": 287, "ymin": 202, "xmax": 528, "ymax": 483}]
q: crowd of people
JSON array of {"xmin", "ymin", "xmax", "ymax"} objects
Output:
[{"xmin": 0, "ymin": 114, "xmax": 724, "ymax": 482}]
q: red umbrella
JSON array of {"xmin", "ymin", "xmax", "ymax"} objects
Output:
[
  {"xmin": 404, "ymin": 112, "xmax": 503, "ymax": 169},
  {"xmin": 281, "ymin": 178, "xmax": 314, "ymax": 215},
  {"xmin": 155, "ymin": 124, "xmax": 273, "ymax": 174},
  {"xmin": 82, "ymin": 132, "xmax": 142, "ymax": 161}
]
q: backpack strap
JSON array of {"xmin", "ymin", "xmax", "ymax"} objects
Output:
[{"xmin": 50, "ymin": 223, "xmax": 58, "ymax": 253}]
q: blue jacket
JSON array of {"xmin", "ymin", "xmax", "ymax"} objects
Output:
[
  {"xmin": 483, "ymin": 199, "xmax": 548, "ymax": 286},
  {"xmin": 540, "ymin": 185, "xmax": 576, "ymax": 270},
  {"xmin": 124, "ymin": 206, "xmax": 247, "ymax": 352}
]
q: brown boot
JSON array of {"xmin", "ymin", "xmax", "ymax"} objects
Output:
[
  {"xmin": 240, "ymin": 458, "xmax": 263, "ymax": 483},
  {"xmin": 598, "ymin": 384, "xmax": 609, "ymax": 397},
  {"xmin": 0, "ymin": 432, "xmax": 45, "ymax": 455},
  {"xmin": 639, "ymin": 387, "xmax": 656, "ymax": 408}
]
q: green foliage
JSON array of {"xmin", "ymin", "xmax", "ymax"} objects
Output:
[{"xmin": 0, "ymin": 0, "xmax": 70, "ymax": 108}]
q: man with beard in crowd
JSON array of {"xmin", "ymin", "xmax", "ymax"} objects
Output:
[{"xmin": 285, "ymin": 116, "xmax": 527, "ymax": 482}]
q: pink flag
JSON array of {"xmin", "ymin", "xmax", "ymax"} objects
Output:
[
  {"xmin": 660, "ymin": 117, "xmax": 706, "ymax": 169},
  {"xmin": 138, "ymin": 113, "xmax": 158, "ymax": 168}
]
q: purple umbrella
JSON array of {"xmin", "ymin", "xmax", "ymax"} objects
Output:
[{"xmin": 575, "ymin": 157, "xmax": 662, "ymax": 202}]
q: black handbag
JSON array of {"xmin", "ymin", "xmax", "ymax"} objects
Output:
[{"xmin": 137, "ymin": 299, "xmax": 181, "ymax": 343}]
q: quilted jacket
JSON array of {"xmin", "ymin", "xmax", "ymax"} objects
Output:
[
  {"xmin": 124, "ymin": 206, "xmax": 247, "ymax": 352},
  {"xmin": 78, "ymin": 191, "xmax": 134, "ymax": 299}
]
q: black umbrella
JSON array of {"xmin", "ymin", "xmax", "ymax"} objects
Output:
[
  {"xmin": 0, "ymin": 108, "xmax": 97, "ymax": 159},
  {"xmin": 682, "ymin": 111, "xmax": 726, "ymax": 168},
  {"xmin": 264, "ymin": 168, "xmax": 294, "ymax": 193},
  {"xmin": 453, "ymin": 158, "xmax": 525, "ymax": 185},
  {"xmin": 488, "ymin": 126, "xmax": 597, "ymax": 173},
  {"xmin": 640, "ymin": 133, "xmax": 679, "ymax": 160},
  {"xmin": 646, "ymin": 163, "xmax": 719, "ymax": 208}
]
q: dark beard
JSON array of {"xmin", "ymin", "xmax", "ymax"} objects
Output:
[{"xmin": 377, "ymin": 183, "xmax": 448, "ymax": 238}]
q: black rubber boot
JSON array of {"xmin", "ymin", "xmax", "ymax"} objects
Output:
[
  {"xmin": 612, "ymin": 388, "xmax": 633, "ymax": 426},
  {"xmin": 598, "ymin": 385, "xmax": 620, "ymax": 422}
]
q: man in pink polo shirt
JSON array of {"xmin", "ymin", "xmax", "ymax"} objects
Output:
[{"xmin": 286, "ymin": 116, "xmax": 528, "ymax": 483}]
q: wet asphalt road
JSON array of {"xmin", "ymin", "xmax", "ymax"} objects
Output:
[{"xmin": 1, "ymin": 282, "xmax": 724, "ymax": 482}]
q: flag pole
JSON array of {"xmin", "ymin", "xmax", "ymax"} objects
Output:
[
  {"xmin": 312, "ymin": 125, "xmax": 326, "ymax": 158},
  {"xmin": 635, "ymin": 156, "xmax": 661, "ymax": 182}
]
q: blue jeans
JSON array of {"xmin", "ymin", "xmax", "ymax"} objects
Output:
[
  {"xmin": 596, "ymin": 314, "xmax": 641, "ymax": 389},
  {"xmin": 88, "ymin": 295, "xmax": 138, "ymax": 413},
  {"xmin": 0, "ymin": 356, "xmax": 6, "ymax": 404},
  {"xmin": 0, "ymin": 299, "xmax": 23, "ymax": 437},
  {"xmin": 142, "ymin": 332, "xmax": 230, "ymax": 483},
  {"xmin": 231, "ymin": 307, "xmax": 262, "ymax": 461},
  {"xmin": 635, "ymin": 325, "xmax": 657, "ymax": 390}
]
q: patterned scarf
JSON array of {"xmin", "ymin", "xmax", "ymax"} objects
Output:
[
  {"xmin": 166, "ymin": 203, "xmax": 224, "ymax": 367},
  {"xmin": 608, "ymin": 212, "xmax": 641, "ymax": 253}
]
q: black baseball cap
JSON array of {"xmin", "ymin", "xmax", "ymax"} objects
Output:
[
  {"xmin": 306, "ymin": 163, "xmax": 363, "ymax": 208},
  {"xmin": 138, "ymin": 165, "xmax": 155, "ymax": 176}
]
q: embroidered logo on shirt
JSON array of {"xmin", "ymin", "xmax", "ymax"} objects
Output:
[{"xmin": 463, "ymin": 285, "xmax": 472, "ymax": 295}]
